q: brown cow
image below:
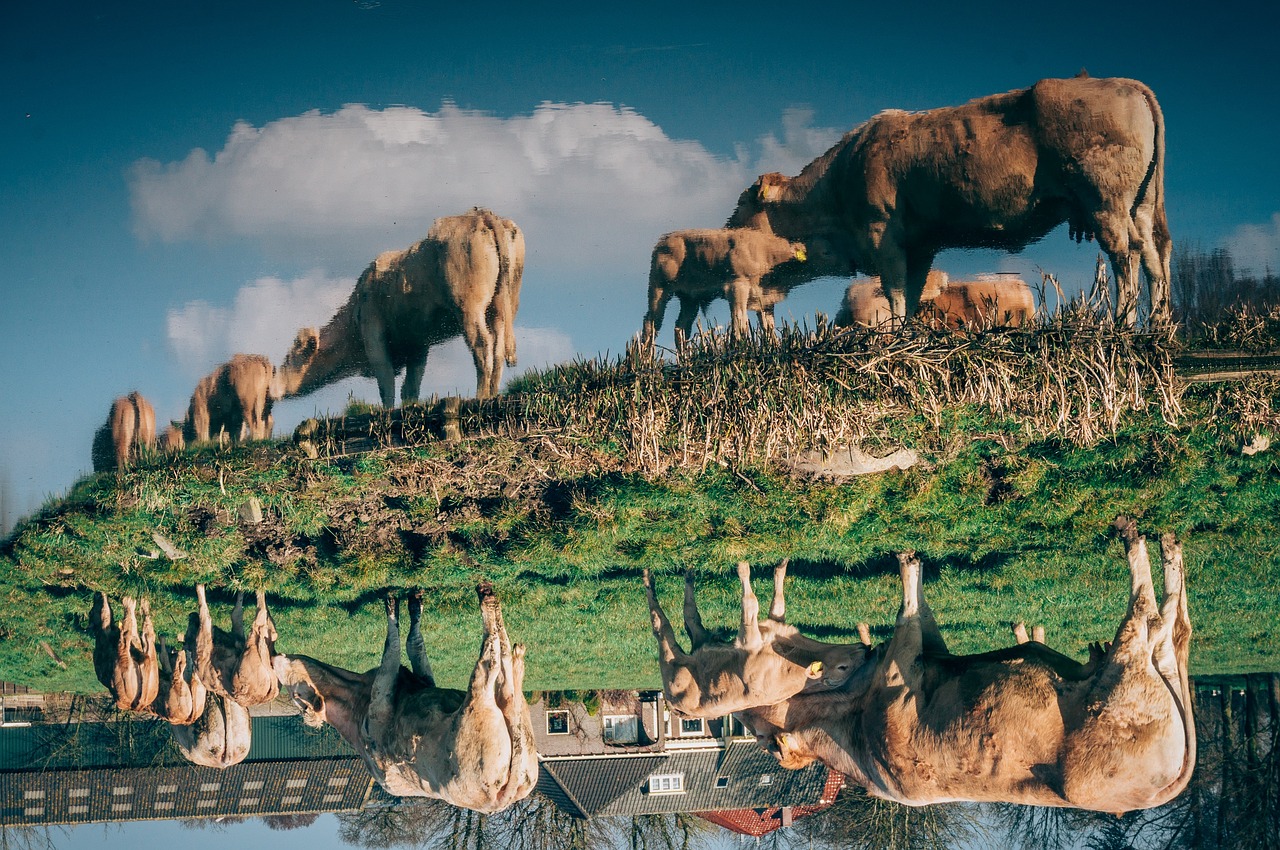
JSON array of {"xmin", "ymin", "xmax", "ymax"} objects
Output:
[
  {"xmin": 728, "ymin": 76, "xmax": 1171, "ymax": 326},
  {"xmin": 837, "ymin": 273, "xmax": 1034, "ymax": 329},
  {"xmin": 189, "ymin": 585, "xmax": 280, "ymax": 708},
  {"xmin": 154, "ymin": 638, "xmax": 208, "ymax": 726},
  {"xmin": 642, "ymin": 228, "xmax": 811, "ymax": 346},
  {"xmin": 89, "ymin": 592, "xmax": 160, "ymax": 713},
  {"xmin": 91, "ymin": 391, "xmax": 157, "ymax": 472},
  {"xmin": 274, "ymin": 584, "xmax": 538, "ymax": 812},
  {"xmin": 158, "ymin": 421, "xmax": 186, "ymax": 453},
  {"xmin": 643, "ymin": 560, "xmax": 869, "ymax": 718},
  {"xmin": 277, "ymin": 208, "xmax": 524, "ymax": 405},
  {"xmin": 170, "ymin": 692, "xmax": 252, "ymax": 769},
  {"xmin": 186, "ymin": 353, "xmax": 278, "ymax": 443},
  {"xmin": 740, "ymin": 519, "xmax": 1194, "ymax": 813}
]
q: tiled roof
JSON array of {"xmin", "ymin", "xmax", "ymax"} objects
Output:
[
  {"xmin": 538, "ymin": 741, "xmax": 830, "ymax": 818},
  {"xmin": 0, "ymin": 757, "xmax": 373, "ymax": 826},
  {"xmin": 695, "ymin": 769, "xmax": 844, "ymax": 836}
]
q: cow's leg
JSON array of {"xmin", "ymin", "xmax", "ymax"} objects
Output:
[
  {"xmin": 1012, "ymin": 622, "xmax": 1030, "ymax": 644},
  {"xmin": 139, "ymin": 597, "xmax": 157, "ymax": 656},
  {"xmin": 404, "ymin": 589, "xmax": 435, "ymax": 685},
  {"xmin": 360, "ymin": 315, "xmax": 398, "ymax": 408},
  {"xmin": 1153, "ymin": 534, "xmax": 1189, "ymax": 689},
  {"xmin": 767, "ymin": 558, "xmax": 788, "ymax": 622},
  {"xmin": 736, "ymin": 561, "xmax": 764, "ymax": 651},
  {"xmin": 470, "ymin": 582, "xmax": 504, "ymax": 704},
  {"xmin": 1094, "ymin": 210, "xmax": 1139, "ymax": 326},
  {"xmin": 461, "ymin": 310, "xmax": 497, "ymax": 401},
  {"xmin": 91, "ymin": 591, "xmax": 112, "ymax": 637},
  {"xmin": 366, "ymin": 593, "xmax": 402, "ymax": 741},
  {"xmin": 401, "ymin": 347, "xmax": 429, "ymax": 406},
  {"xmin": 193, "ymin": 584, "xmax": 221, "ymax": 696},
  {"xmin": 880, "ymin": 552, "xmax": 924, "ymax": 689},
  {"xmin": 674, "ymin": 297, "xmax": 699, "ymax": 348},
  {"xmin": 681, "ymin": 569, "xmax": 711, "ymax": 650},
  {"xmin": 250, "ymin": 590, "xmax": 277, "ymax": 663},
  {"xmin": 642, "ymin": 283, "xmax": 672, "ymax": 349},
  {"xmin": 911, "ymin": 557, "xmax": 947, "ymax": 656},
  {"xmin": 758, "ymin": 304, "xmax": 777, "ymax": 337},
  {"xmin": 903, "ymin": 253, "xmax": 935, "ymax": 320},
  {"xmin": 728, "ymin": 278, "xmax": 753, "ymax": 339},
  {"xmin": 1134, "ymin": 204, "xmax": 1173, "ymax": 325},
  {"xmin": 644, "ymin": 569, "xmax": 690, "ymax": 665}
]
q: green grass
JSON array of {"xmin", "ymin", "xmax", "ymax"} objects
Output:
[
  {"xmin": 3, "ymin": 397, "xmax": 1278, "ymax": 695},
  {"xmin": 5, "ymin": 319, "xmax": 1280, "ymax": 695}
]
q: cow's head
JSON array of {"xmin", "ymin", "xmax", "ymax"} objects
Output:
[
  {"xmin": 273, "ymin": 654, "xmax": 327, "ymax": 727},
  {"xmin": 276, "ymin": 328, "xmax": 320, "ymax": 397},
  {"xmin": 726, "ymin": 172, "xmax": 791, "ymax": 230}
]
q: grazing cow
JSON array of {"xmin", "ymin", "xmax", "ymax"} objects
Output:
[
  {"xmin": 277, "ymin": 208, "xmax": 525, "ymax": 405},
  {"xmin": 740, "ymin": 519, "xmax": 1194, "ymax": 813},
  {"xmin": 642, "ymin": 228, "xmax": 812, "ymax": 345},
  {"xmin": 836, "ymin": 270, "xmax": 950, "ymax": 328},
  {"xmin": 154, "ymin": 638, "xmax": 208, "ymax": 726},
  {"xmin": 837, "ymin": 274, "xmax": 1034, "ymax": 329},
  {"xmin": 92, "ymin": 391, "xmax": 157, "ymax": 472},
  {"xmin": 89, "ymin": 592, "xmax": 160, "ymax": 713},
  {"xmin": 643, "ymin": 560, "xmax": 869, "ymax": 718},
  {"xmin": 186, "ymin": 354, "xmax": 278, "ymax": 444},
  {"xmin": 728, "ymin": 76, "xmax": 1171, "ymax": 326},
  {"xmin": 189, "ymin": 585, "xmax": 280, "ymax": 708},
  {"xmin": 157, "ymin": 421, "xmax": 186, "ymax": 453},
  {"xmin": 274, "ymin": 584, "xmax": 538, "ymax": 812},
  {"xmin": 171, "ymin": 692, "xmax": 252, "ymax": 768}
]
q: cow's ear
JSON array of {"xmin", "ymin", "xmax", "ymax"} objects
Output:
[{"xmin": 756, "ymin": 172, "xmax": 786, "ymax": 202}]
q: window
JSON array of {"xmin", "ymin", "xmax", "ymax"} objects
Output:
[
  {"xmin": 680, "ymin": 717, "xmax": 706, "ymax": 736},
  {"xmin": 648, "ymin": 773, "xmax": 685, "ymax": 794},
  {"xmin": 602, "ymin": 715, "xmax": 638, "ymax": 744},
  {"xmin": 714, "ymin": 776, "xmax": 729, "ymax": 789},
  {"xmin": 758, "ymin": 774, "xmax": 774, "ymax": 786},
  {"xmin": 546, "ymin": 710, "xmax": 570, "ymax": 735}
]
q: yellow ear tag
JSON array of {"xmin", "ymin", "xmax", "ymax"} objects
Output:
[
  {"xmin": 807, "ymin": 660, "xmax": 824, "ymax": 677},
  {"xmin": 795, "ymin": 247, "xmax": 807, "ymax": 262}
]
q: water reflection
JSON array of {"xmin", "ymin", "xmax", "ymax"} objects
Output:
[{"xmin": 2, "ymin": 676, "xmax": 1276, "ymax": 848}]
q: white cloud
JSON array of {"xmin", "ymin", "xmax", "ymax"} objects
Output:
[
  {"xmin": 166, "ymin": 271, "xmax": 353, "ymax": 376},
  {"xmin": 129, "ymin": 102, "xmax": 844, "ymax": 275},
  {"xmin": 1226, "ymin": 212, "xmax": 1280, "ymax": 277}
]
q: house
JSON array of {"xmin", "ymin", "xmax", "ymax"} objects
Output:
[{"xmin": 532, "ymin": 690, "xmax": 837, "ymax": 823}]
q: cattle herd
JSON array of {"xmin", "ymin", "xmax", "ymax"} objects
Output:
[{"xmin": 85, "ymin": 77, "xmax": 1193, "ymax": 815}]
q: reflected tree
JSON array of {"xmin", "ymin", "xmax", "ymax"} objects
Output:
[
  {"xmin": 789, "ymin": 785, "xmax": 984, "ymax": 849},
  {"xmin": 0, "ymin": 827, "xmax": 61, "ymax": 850},
  {"xmin": 620, "ymin": 813, "xmax": 714, "ymax": 850}
]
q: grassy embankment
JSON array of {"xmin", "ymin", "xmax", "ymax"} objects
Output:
[{"xmin": 2, "ymin": 310, "xmax": 1278, "ymax": 694}]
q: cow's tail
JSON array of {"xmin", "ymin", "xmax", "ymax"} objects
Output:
[
  {"xmin": 1130, "ymin": 79, "xmax": 1167, "ymax": 242},
  {"xmin": 481, "ymin": 209, "xmax": 513, "ymax": 381}
]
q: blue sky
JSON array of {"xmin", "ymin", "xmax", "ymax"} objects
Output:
[{"xmin": 3, "ymin": 0, "xmax": 1278, "ymax": 530}]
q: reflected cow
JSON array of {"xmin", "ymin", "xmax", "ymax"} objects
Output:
[
  {"xmin": 185, "ymin": 353, "xmax": 279, "ymax": 443},
  {"xmin": 91, "ymin": 391, "xmax": 157, "ymax": 473},
  {"xmin": 274, "ymin": 584, "xmax": 538, "ymax": 813},
  {"xmin": 190, "ymin": 585, "xmax": 280, "ymax": 708},
  {"xmin": 741, "ymin": 518, "xmax": 1195, "ymax": 813},
  {"xmin": 643, "ymin": 560, "xmax": 869, "ymax": 719},
  {"xmin": 90, "ymin": 592, "xmax": 160, "ymax": 712}
]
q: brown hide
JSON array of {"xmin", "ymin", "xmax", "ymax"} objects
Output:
[
  {"xmin": 186, "ymin": 354, "xmax": 277, "ymax": 443},
  {"xmin": 644, "ymin": 560, "xmax": 869, "ymax": 719},
  {"xmin": 277, "ymin": 208, "xmax": 523, "ymax": 405},
  {"xmin": 642, "ymin": 228, "xmax": 811, "ymax": 344},
  {"xmin": 155, "ymin": 639, "xmax": 208, "ymax": 726},
  {"xmin": 741, "ymin": 522, "xmax": 1194, "ymax": 813},
  {"xmin": 171, "ymin": 692, "xmax": 251, "ymax": 768},
  {"xmin": 92, "ymin": 391, "xmax": 157, "ymax": 472},
  {"xmin": 158, "ymin": 422, "xmax": 185, "ymax": 453},
  {"xmin": 190, "ymin": 585, "xmax": 279, "ymax": 708},
  {"xmin": 729, "ymin": 77, "xmax": 1170, "ymax": 326},
  {"xmin": 90, "ymin": 592, "xmax": 160, "ymax": 713},
  {"xmin": 837, "ymin": 274, "xmax": 1033, "ymax": 329},
  {"xmin": 274, "ymin": 586, "xmax": 538, "ymax": 813}
]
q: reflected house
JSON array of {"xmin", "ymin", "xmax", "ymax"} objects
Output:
[
  {"xmin": 0, "ymin": 690, "xmax": 372, "ymax": 827},
  {"xmin": 531, "ymin": 690, "xmax": 839, "ymax": 832}
]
